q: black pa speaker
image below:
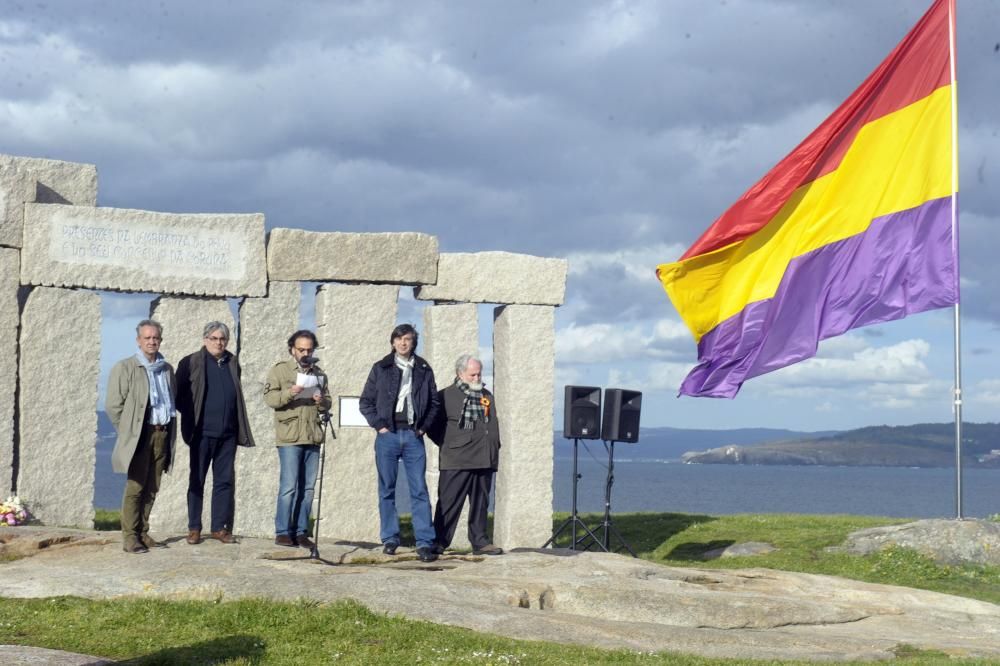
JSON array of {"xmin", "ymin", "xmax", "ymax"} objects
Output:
[
  {"xmin": 601, "ymin": 388, "xmax": 641, "ymax": 443},
  {"xmin": 563, "ymin": 385, "xmax": 602, "ymax": 439}
]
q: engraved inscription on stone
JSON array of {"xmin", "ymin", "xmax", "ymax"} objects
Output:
[{"xmin": 48, "ymin": 210, "xmax": 248, "ymax": 281}]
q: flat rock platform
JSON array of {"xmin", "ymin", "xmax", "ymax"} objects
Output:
[{"xmin": 2, "ymin": 527, "xmax": 999, "ymax": 662}]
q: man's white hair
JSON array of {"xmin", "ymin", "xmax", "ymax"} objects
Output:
[{"xmin": 454, "ymin": 353, "xmax": 482, "ymax": 376}]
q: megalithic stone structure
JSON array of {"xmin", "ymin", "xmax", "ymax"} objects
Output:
[
  {"xmin": 235, "ymin": 282, "xmax": 301, "ymax": 538},
  {"xmin": 0, "ymin": 154, "xmax": 99, "ymax": 249},
  {"xmin": 3, "ymin": 152, "xmax": 569, "ymax": 542},
  {"xmin": 492, "ymin": 304, "xmax": 556, "ymax": 549},
  {"xmin": 148, "ymin": 297, "xmax": 236, "ymax": 537},
  {"xmin": 316, "ymin": 283, "xmax": 399, "ymax": 544},
  {"xmin": 18, "ymin": 287, "xmax": 100, "ymax": 528},
  {"xmin": 0, "ymin": 249, "xmax": 18, "ymax": 498},
  {"xmin": 422, "ymin": 302, "xmax": 479, "ymax": 550}
]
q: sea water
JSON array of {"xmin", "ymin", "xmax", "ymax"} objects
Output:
[{"xmin": 95, "ymin": 438, "xmax": 1000, "ymax": 518}]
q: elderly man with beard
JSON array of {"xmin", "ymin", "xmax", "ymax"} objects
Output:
[{"xmin": 430, "ymin": 354, "xmax": 503, "ymax": 556}]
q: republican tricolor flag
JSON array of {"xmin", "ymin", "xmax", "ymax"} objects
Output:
[{"xmin": 657, "ymin": 0, "xmax": 958, "ymax": 398}]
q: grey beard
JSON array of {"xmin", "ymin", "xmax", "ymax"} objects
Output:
[{"xmin": 466, "ymin": 381, "xmax": 483, "ymax": 391}]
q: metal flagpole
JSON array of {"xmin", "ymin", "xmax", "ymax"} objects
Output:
[{"xmin": 947, "ymin": 0, "xmax": 963, "ymax": 520}]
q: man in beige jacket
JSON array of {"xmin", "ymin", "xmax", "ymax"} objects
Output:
[
  {"xmin": 264, "ymin": 330, "xmax": 332, "ymax": 548},
  {"xmin": 106, "ymin": 319, "xmax": 177, "ymax": 554}
]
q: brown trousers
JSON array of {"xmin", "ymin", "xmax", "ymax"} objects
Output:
[{"xmin": 121, "ymin": 425, "xmax": 169, "ymax": 539}]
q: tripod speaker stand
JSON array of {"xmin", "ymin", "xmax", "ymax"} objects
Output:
[
  {"xmin": 542, "ymin": 438, "xmax": 604, "ymax": 551},
  {"xmin": 596, "ymin": 440, "xmax": 636, "ymax": 557}
]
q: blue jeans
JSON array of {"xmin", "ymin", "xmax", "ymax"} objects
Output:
[
  {"xmin": 275, "ymin": 444, "xmax": 320, "ymax": 537},
  {"xmin": 375, "ymin": 429, "xmax": 435, "ymax": 548}
]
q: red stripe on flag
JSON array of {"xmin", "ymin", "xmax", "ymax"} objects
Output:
[{"xmin": 681, "ymin": 0, "xmax": 951, "ymax": 261}]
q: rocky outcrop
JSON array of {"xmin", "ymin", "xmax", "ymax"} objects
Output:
[{"xmin": 834, "ymin": 518, "xmax": 1000, "ymax": 566}]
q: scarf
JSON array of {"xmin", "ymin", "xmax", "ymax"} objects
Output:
[
  {"xmin": 457, "ymin": 380, "xmax": 489, "ymax": 430},
  {"xmin": 394, "ymin": 354, "xmax": 415, "ymax": 425},
  {"xmin": 136, "ymin": 352, "xmax": 175, "ymax": 425}
]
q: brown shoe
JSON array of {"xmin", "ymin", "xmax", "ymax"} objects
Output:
[
  {"xmin": 296, "ymin": 534, "xmax": 314, "ymax": 550},
  {"xmin": 211, "ymin": 529, "xmax": 237, "ymax": 544},
  {"xmin": 274, "ymin": 534, "xmax": 296, "ymax": 547},
  {"xmin": 140, "ymin": 534, "xmax": 165, "ymax": 549},
  {"xmin": 186, "ymin": 529, "xmax": 202, "ymax": 545},
  {"xmin": 472, "ymin": 544, "xmax": 504, "ymax": 556}
]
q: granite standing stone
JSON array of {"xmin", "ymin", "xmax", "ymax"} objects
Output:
[
  {"xmin": 267, "ymin": 229, "xmax": 439, "ymax": 285},
  {"xmin": 235, "ymin": 282, "xmax": 301, "ymax": 538},
  {"xmin": 422, "ymin": 303, "xmax": 479, "ymax": 550},
  {"xmin": 17, "ymin": 287, "xmax": 100, "ymax": 527},
  {"xmin": 0, "ymin": 164, "xmax": 36, "ymax": 249},
  {"xmin": 315, "ymin": 283, "xmax": 399, "ymax": 544},
  {"xmin": 415, "ymin": 252, "xmax": 568, "ymax": 306},
  {"xmin": 492, "ymin": 305, "xmax": 555, "ymax": 549},
  {"xmin": 0, "ymin": 249, "xmax": 19, "ymax": 498},
  {"xmin": 0, "ymin": 154, "xmax": 99, "ymax": 249},
  {"xmin": 21, "ymin": 204, "xmax": 267, "ymax": 297},
  {"xmin": 147, "ymin": 297, "xmax": 236, "ymax": 536}
]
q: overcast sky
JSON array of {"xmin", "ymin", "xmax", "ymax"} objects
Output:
[{"xmin": 3, "ymin": 0, "xmax": 998, "ymax": 432}]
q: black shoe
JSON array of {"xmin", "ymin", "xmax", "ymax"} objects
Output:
[
  {"xmin": 417, "ymin": 547, "xmax": 438, "ymax": 563},
  {"xmin": 383, "ymin": 541, "xmax": 399, "ymax": 555},
  {"xmin": 123, "ymin": 537, "xmax": 148, "ymax": 554},
  {"xmin": 430, "ymin": 542, "xmax": 445, "ymax": 555}
]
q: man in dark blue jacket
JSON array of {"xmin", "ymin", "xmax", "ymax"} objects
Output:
[{"xmin": 359, "ymin": 323, "xmax": 440, "ymax": 562}]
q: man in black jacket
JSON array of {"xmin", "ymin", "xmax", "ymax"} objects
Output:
[
  {"xmin": 430, "ymin": 354, "xmax": 503, "ymax": 555},
  {"xmin": 359, "ymin": 323, "xmax": 440, "ymax": 562},
  {"xmin": 176, "ymin": 321, "xmax": 255, "ymax": 545}
]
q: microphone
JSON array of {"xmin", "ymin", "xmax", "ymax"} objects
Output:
[{"xmin": 299, "ymin": 355, "xmax": 319, "ymax": 368}]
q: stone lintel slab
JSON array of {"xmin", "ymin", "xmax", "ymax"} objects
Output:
[
  {"xmin": 414, "ymin": 252, "xmax": 567, "ymax": 306},
  {"xmin": 422, "ymin": 303, "xmax": 479, "ymax": 549},
  {"xmin": 21, "ymin": 203, "xmax": 266, "ymax": 297},
  {"xmin": 235, "ymin": 282, "xmax": 301, "ymax": 538},
  {"xmin": 0, "ymin": 155, "xmax": 98, "ymax": 249},
  {"xmin": 18, "ymin": 287, "xmax": 100, "ymax": 527},
  {"xmin": 0, "ymin": 249, "xmax": 19, "ymax": 498},
  {"xmin": 267, "ymin": 228, "xmax": 438, "ymax": 284},
  {"xmin": 492, "ymin": 304, "xmax": 555, "ymax": 549},
  {"xmin": 147, "ymin": 297, "xmax": 237, "ymax": 536}
]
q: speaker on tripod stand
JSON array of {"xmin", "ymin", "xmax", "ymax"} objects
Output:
[
  {"xmin": 597, "ymin": 388, "xmax": 641, "ymax": 557},
  {"xmin": 543, "ymin": 386, "xmax": 604, "ymax": 551}
]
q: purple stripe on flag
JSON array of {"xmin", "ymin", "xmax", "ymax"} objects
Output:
[{"xmin": 680, "ymin": 196, "xmax": 957, "ymax": 398}]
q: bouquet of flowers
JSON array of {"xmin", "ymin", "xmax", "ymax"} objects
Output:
[{"xmin": 0, "ymin": 495, "xmax": 31, "ymax": 526}]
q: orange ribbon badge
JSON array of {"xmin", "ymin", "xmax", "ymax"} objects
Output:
[{"xmin": 480, "ymin": 396, "xmax": 491, "ymax": 417}]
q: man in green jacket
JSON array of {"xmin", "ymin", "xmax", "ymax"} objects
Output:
[
  {"xmin": 264, "ymin": 330, "xmax": 332, "ymax": 548},
  {"xmin": 106, "ymin": 319, "xmax": 177, "ymax": 554}
]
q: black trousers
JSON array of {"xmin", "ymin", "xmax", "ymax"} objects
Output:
[
  {"xmin": 433, "ymin": 468, "xmax": 494, "ymax": 549},
  {"xmin": 187, "ymin": 434, "xmax": 237, "ymax": 532}
]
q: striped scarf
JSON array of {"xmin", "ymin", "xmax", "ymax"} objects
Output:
[{"xmin": 457, "ymin": 381, "xmax": 488, "ymax": 430}]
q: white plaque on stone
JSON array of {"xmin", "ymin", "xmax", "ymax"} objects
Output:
[
  {"xmin": 338, "ymin": 397, "xmax": 368, "ymax": 427},
  {"xmin": 21, "ymin": 203, "xmax": 267, "ymax": 297}
]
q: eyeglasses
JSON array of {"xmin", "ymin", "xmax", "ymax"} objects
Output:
[{"xmin": 206, "ymin": 336, "xmax": 228, "ymax": 342}]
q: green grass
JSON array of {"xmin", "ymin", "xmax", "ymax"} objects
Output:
[
  {"xmin": 551, "ymin": 511, "xmax": 1000, "ymax": 605},
  {"xmin": 0, "ymin": 596, "xmax": 974, "ymax": 666},
  {"xmin": 11, "ymin": 509, "xmax": 992, "ymax": 664}
]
